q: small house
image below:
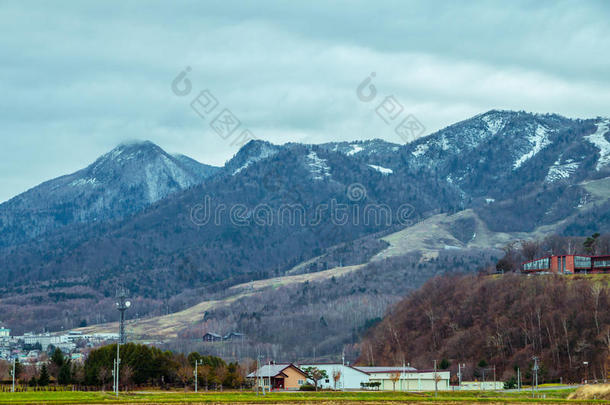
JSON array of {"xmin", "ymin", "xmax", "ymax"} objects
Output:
[
  {"xmin": 247, "ymin": 363, "xmax": 308, "ymax": 390},
  {"xmin": 202, "ymin": 332, "xmax": 222, "ymax": 342}
]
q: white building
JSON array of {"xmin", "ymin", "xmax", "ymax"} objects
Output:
[
  {"xmin": 297, "ymin": 363, "xmax": 370, "ymax": 389},
  {"xmin": 21, "ymin": 333, "xmax": 67, "ymax": 350},
  {"xmin": 298, "ymin": 364, "xmax": 452, "ymax": 391},
  {"xmin": 460, "ymin": 381, "xmax": 504, "ymax": 390},
  {"xmin": 0, "ymin": 328, "xmax": 10, "ymax": 337},
  {"xmin": 354, "ymin": 367, "xmax": 451, "ymax": 391}
]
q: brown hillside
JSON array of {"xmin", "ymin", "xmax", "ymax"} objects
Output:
[{"xmin": 359, "ymin": 274, "xmax": 609, "ymax": 383}]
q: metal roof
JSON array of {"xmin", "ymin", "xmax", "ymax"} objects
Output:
[
  {"xmin": 247, "ymin": 364, "xmax": 304, "ymax": 378},
  {"xmin": 353, "ymin": 366, "xmax": 417, "ymax": 374}
]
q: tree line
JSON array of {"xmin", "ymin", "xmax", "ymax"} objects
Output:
[{"xmin": 0, "ymin": 344, "xmax": 247, "ymax": 390}]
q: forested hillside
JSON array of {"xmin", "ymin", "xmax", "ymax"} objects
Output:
[
  {"xmin": 359, "ymin": 274, "xmax": 609, "ymax": 383},
  {"xmin": 168, "ymin": 249, "xmax": 496, "ymax": 362}
]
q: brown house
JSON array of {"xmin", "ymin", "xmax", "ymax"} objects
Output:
[{"xmin": 247, "ymin": 363, "xmax": 307, "ymax": 390}]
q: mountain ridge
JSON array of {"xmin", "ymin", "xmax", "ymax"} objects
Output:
[{"xmin": 1, "ymin": 109, "xmax": 609, "ymax": 335}]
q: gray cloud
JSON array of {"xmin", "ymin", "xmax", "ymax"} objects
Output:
[{"xmin": 1, "ymin": 0, "xmax": 608, "ymax": 202}]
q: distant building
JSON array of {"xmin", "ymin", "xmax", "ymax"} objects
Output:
[
  {"xmin": 222, "ymin": 332, "xmax": 245, "ymax": 341},
  {"xmin": 297, "ymin": 363, "xmax": 370, "ymax": 389},
  {"xmin": 355, "ymin": 367, "xmax": 450, "ymax": 391},
  {"xmin": 0, "ymin": 328, "xmax": 10, "ymax": 337},
  {"xmin": 247, "ymin": 363, "xmax": 308, "ymax": 390},
  {"xmin": 460, "ymin": 381, "xmax": 504, "ymax": 390},
  {"xmin": 21, "ymin": 333, "xmax": 67, "ymax": 351},
  {"xmin": 287, "ymin": 363, "xmax": 451, "ymax": 391},
  {"xmin": 522, "ymin": 254, "xmax": 610, "ymax": 274},
  {"xmin": 202, "ymin": 332, "xmax": 222, "ymax": 342},
  {"xmin": 202, "ymin": 331, "xmax": 245, "ymax": 342}
]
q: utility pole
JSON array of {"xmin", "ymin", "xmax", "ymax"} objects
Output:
[
  {"xmin": 532, "ymin": 357, "xmax": 539, "ymax": 398},
  {"xmin": 493, "ymin": 365, "xmax": 496, "ymax": 390},
  {"xmin": 257, "ymin": 355, "xmax": 265, "ymax": 395},
  {"xmin": 11, "ymin": 358, "xmax": 15, "ymax": 392},
  {"xmin": 517, "ymin": 368, "xmax": 521, "ymax": 391},
  {"xmin": 401, "ymin": 358, "xmax": 405, "ymax": 392},
  {"xmin": 194, "ymin": 359, "xmax": 202, "ymax": 392},
  {"xmin": 112, "ymin": 358, "xmax": 116, "ymax": 393},
  {"xmin": 115, "ymin": 342, "xmax": 120, "ymax": 397},
  {"xmin": 114, "ymin": 287, "xmax": 131, "ymax": 398},
  {"xmin": 342, "ymin": 349, "xmax": 346, "ymax": 392},
  {"xmin": 458, "ymin": 363, "xmax": 465, "ymax": 389},
  {"xmin": 255, "ymin": 356, "xmax": 259, "ymax": 396},
  {"xmin": 434, "ymin": 360, "xmax": 438, "ymax": 397}
]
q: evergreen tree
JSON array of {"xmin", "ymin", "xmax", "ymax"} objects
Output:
[
  {"xmin": 13, "ymin": 359, "xmax": 22, "ymax": 380},
  {"xmin": 39, "ymin": 364, "xmax": 50, "ymax": 386},
  {"xmin": 58, "ymin": 362, "xmax": 72, "ymax": 385},
  {"xmin": 51, "ymin": 348, "xmax": 65, "ymax": 368}
]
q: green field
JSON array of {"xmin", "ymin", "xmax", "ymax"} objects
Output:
[{"xmin": 0, "ymin": 388, "xmax": 589, "ymax": 405}]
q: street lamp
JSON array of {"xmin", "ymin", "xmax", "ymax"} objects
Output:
[
  {"xmin": 583, "ymin": 361, "xmax": 589, "ymax": 384},
  {"xmin": 114, "ymin": 287, "xmax": 131, "ymax": 397}
]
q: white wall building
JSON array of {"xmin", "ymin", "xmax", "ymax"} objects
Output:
[
  {"xmin": 298, "ymin": 364, "xmax": 452, "ymax": 391},
  {"xmin": 297, "ymin": 363, "xmax": 369, "ymax": 389},
  {"xmin": 21, "ymin": 333, "xmax": 68, "ymax": 350},
  {"xmin": 460, "ymin": 381, "xmax": 504, "ymax": 390},
  {"xmin": 355, "ymin": 367, "xmax": 451, "ymax": 391}
]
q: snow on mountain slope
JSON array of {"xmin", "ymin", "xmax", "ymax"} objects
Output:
[
  {"xmin": 306, "ymin": 150, "xmax": 331, "ymax": 180},
  {"xmin": 368, "ymin": 164, "xmax": 393, "ymax": 174},
  {"xmin": 0, "ymin": 141, "xmax": 218, "ymax": 246},
  {"xmin": 513, "ymin": 124, "xmax": 551, "ymax": 169},
  {"xmin": 347, "ymin": 144, "xmax": 363, "ymax": 155},
  {"xmin": 545, "ymin": 157, "xmax": 580, "ymax": 183},
  {"xmin": 586, "ymin": 119, "xmax": 610, "ymax": 170},
  {"xmin": 226, "ymin": 140, "xmax": 280, "ymax": 175}
]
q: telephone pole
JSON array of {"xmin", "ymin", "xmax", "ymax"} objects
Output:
[
  {"xmin": 434, "ymin": 360, "xmax": 438, "ymax": 397},
  {"xmin": 11, "ymin": 358, "xmax": 15, "ymax": 392},
  {"xmin": 342, "ymin": 349, "xmax": 346, "ymax": 392},
  {"xmin": 532, "ymin": 357, "xmax": 539, "ymax": 398},
  {"xmin": 194, "ymin": 359, "xmax": 202, "ymax": 392},
  {"xmin": 458, "ymin": 363, "xmax": 465, "ymax": 389}
]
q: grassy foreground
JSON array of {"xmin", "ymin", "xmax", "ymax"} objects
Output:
[{"xmin": 0, "ymin": 388, "xmax": 590, "ymax": 405}]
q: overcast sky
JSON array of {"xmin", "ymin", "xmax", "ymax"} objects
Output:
[{"xmin": 1, "ymin": 1, "xmax": 609, "ymax": 202}]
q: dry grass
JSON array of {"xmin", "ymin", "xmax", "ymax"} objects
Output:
[
  {"xmin": 567, "ymin": 383, "xmax": 610, "ymax": 400},
  {"xmin": 74, "ymin": 264, "xmax": 364, "ymax": 339}
]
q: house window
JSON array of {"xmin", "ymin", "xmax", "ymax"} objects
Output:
[
  {"xmin": 298, "ymin": 380, "xmax": 304, "ymax": 385},
  {"xmin": 325, "ymin": 379, "xmax": 329, "ymax": 383}
]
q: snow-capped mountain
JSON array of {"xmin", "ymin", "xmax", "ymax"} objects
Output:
[
  {"xmin": 402, "ymin": 110, "xmax": 607, "ymax": 196},
  {"xmin": 1, "ymin": 110, "xmax": 609, "ymax": 333},
  {"xmin": 0, "ymin": 141, "xmax": 219, "ymax": 247}
]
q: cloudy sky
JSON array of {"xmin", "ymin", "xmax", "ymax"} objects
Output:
[{"xmin": 1, "ymin": 1, "xmax": 609, "ymax": 202}]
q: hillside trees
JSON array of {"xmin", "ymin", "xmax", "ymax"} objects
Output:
[{"xmin": 359, "ymin": 274, "xmax": 609, "ymax": 383}]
